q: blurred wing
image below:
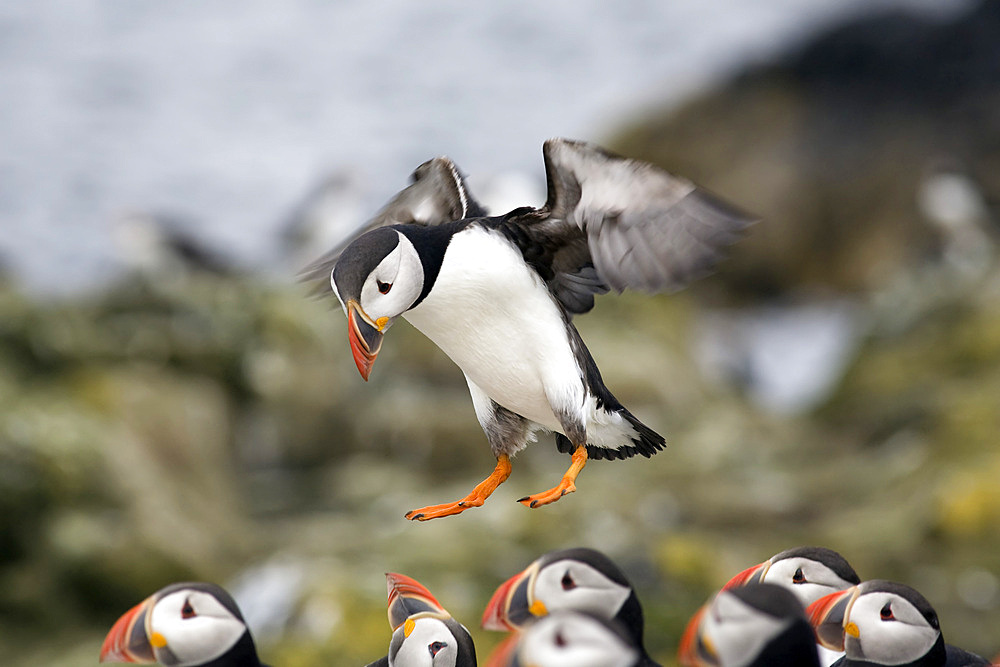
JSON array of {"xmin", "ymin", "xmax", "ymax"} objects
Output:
[
  {"xmin": 520, "ymin": 138, "xmax": 754, "ymax": 307},
  {"xmin": 300, "ymin": 156, "xmax": 486, "ymax": 295}
]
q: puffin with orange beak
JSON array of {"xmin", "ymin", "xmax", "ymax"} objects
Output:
[
  {"xmin": 100, "ymin": 582, "xmax": 266, "ymax": 667},
  {"xmin": 722, "ymin": 546, "xmax": 859, "ymax": 666},
  {"xmin": 806, "ymin": 580, "xmax": 990, "ymax": 667},
  {"xmin": 367, "ymin": 572, "xmax": 477, "ymax": 667},
  {"xmin": 481, "ymin": 548, "xmax": 657, "ymax": 667},
  {"xmin": 308, "ymin": 138, "xmax": 752, "ymax": 521},
  {"xmin": 678, "ymin": 583, "xmax": 819, "ymax": 667}
]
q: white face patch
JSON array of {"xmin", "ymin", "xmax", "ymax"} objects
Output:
[
  {"xmin": 150, "ymin": 590, "xmax": 246, "ymax": 667},
  {"xmin": 517, "ymin": 613, "xmax": 637, "ymax": 667},
  {"xmin": 846, "ymin": 592, "xmax": 939, "ymax": 665},
  {"xmin": 389, "ymin": 617, "xmax": 458, "ymax": 667},
  {"xmin": 359, "ymin": 231, "xmax": 424, "ymax": 325},
  {"xmin": 765, "ymin": 557, "xmax": 857, "ymax": 608},
  {"xmin": 533, "ymin": 559, "xmax": 631, "ymax": 620},
  {"xmin": 703, "ymin": 591, "xmax": 792, "ymax": 667}
]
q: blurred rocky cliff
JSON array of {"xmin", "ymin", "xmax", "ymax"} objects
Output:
[{"xmin": 2, "ymin": 2, "xmax": 999, "ymax": 665}]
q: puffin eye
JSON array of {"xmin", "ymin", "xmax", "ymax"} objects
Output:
[
  {"xmin": 377, "ymin": 280, "xmax": 392, "ymax": 294},
  {"xmin": 560, "ymin": 571, "xmax": 576, "ymax": 591},
  {"xmin": 428, "ymin": 641, "xmax": 447, "ymax": 657},
  {"xmin": 791, "ymin": 567, "xmax": 806, "ymax": 584},
  {"xmin": 880, "ymin": 602, "xmax": 895, "ymax": 621},
  {"xmin": 181, "ymin": 599, "xmax": 196, "ymax": 619},
  {"xmin": 554, "ymin": 630, "xmax": 567, "ymax": 648}
]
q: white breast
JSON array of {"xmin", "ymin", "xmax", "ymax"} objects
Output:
[{"xmin": 403, "ymin": 225, "xmax": 584, "ymax": 431}]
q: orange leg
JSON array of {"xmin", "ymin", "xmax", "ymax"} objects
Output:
[
  {"xmin": 404, "ymin": 455, "xmax": 512, "ymax": 521},
  {"xmin": 518, "ymin": 445, "xmax": 588, "ymax": 508}
]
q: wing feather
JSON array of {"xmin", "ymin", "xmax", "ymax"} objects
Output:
[
  {"xmin": 522, "ymin": 138, "xmax": 754, "ymax": 302},
  {"xmin": 300, "ymin": 156, "xmax": 486, "ymax": 295}
]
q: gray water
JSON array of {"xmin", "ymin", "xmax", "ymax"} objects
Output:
[{"xmin": 0, "ymin": 0, "xmax": 958, "ymax": 293}]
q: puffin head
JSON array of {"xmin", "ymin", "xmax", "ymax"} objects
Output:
[
  {"xmin": 806, "ymin": 580, "xmax": 945, "ymax": 666},
  {"xmin": 723, "ymin": 546, "xmax": 860, "ymax": 609},
  {"xmin": 678, "ymin": 583, "xmax": 819, "ymax": 667},
  {"xmin": 331, "ymin": 227, "xmax": 426, "ymax": 380},
  {"xmin": 383, "ymin": 572, "xmax": 477, "ymax": 667},
  {"xmin": 481, "ymin": 548, "xmax": 637, "ymax": 636},
  {"xmin": 487, "ymin": 611, "xmax": 638, "ymax": 667},
  {"xmin": 99, "ymin": 582, "xmax": 257, "ymax": 666}
]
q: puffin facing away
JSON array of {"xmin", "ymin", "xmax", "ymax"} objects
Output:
[
  {"xmin": 367, "ymin": 572, "xmax": 477, "ymax": 667},
  {"xmin": 678, "ymin": 583, "xmax": 820, "ymax": 667},
  {"xmin": 307, "ymin": 138, "xmax": 753, "ymax": 520},
  {"xmin": 808, "ymin": 580, "xmax": 991, "ymax": 667},
  {"xmin": 481, "ymin": 547, "xmax": 658, "ymax": 667},
  {"xmin": 100, "ymin": 582, "xmax": 268, "ymax": 667}
]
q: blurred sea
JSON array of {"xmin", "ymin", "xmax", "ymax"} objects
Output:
[{"xmin": 0, "ymin": 0, "xmax": 963, "ymax": 294}]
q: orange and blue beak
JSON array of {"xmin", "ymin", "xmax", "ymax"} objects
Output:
[
  {"xmin": 386, "ymin": 572, "xmax": 450, "ymax": 632},
  {"xmin": 347, "ymin": 300, "xmax": 385, "ymax": 381},
  {"xmin": 481, "ymin": 563, "xmax": 542, "ymax": 632},
  {"xmin": 100, "ymin": 596, "xmax": 157, "ymax": 663},
  {"xmin": 677, "ymin": 604, "xmax": 718, "ymax": 667},
  {"xmin": 722, "ymin": 560, "xmax": 770, "ymax": 591},
  {"xmin": 806, "ymin": 586, "xmax": 860, "ymax": 651}
]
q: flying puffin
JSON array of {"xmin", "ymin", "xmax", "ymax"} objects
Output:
[
  {"xmin": 481, "ymin": 547, "xmax": 658, "ymax": 667},
  {"xmin": 486, "ymin": 611, "xmax": 640, "ymax": 667},
  {"xmin": 722, "ymin": 546, "xmax": 860, "ymax": 667},
  {"xmin": 100, "ymin": 582, "xmax": 268, "ymax": 667},
  {"xmin": 678, "ymin": 583, "xmax": 821, "ymax": 667},
  {"xmin": 304, "ymin": 138, "xmax": 753, "ymax": 520},
  {"xmin": 367, "ymin": 572, "xmax": 477, "ymax": 667},
  {"xmin": 807, "ymin": 580, "xmax": 991, "ymax": 667}
]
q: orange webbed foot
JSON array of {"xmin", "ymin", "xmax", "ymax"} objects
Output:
[
  {"xmin": 517, "ymin": 444, "xmax": 588, "ymax": 509},
  {"xmin": 404, "ymin": 454, "xmax": 511, "ymax": 522}
]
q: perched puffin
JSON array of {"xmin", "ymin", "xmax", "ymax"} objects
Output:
[
  {"xmin": 305, "ymin": 138, "xmax": 752, "ymax": 520},
  {"xmin": 486, "ymin": 611, "xmax": 640, "ymax": 667},
  {"xmin": 723, "ymin": 546, "xmax": 860, "ymax": 667},
  {"xmin": 481, "ymin": 548, "xmax": 658, "ymax": 667},
  {"xmin": 100, "ymin": 582, "xmax": 268, "ymax": 666},
  {"xmin": 807, "ymin": 580, "xmax": 991, "ymax": 667},
  {"xmin": 366, "ymin": 572, "xmax": 477, "ymax": 667},
  {"xmin": 678, "ymin": 583, "xmax": 820, "ymax": 667}
]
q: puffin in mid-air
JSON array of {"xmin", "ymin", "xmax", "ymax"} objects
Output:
[
  {"xmin": 100, "ymin": 582, "xmax": 268, "ymax": 667},
  {"xmin": 807, "ymin": 580, "xmax": 991, "ymax": 667},
  {"xmin": 305, "ymin": 138, "xmax": 753, "ymax": 520},
  {"xmin": 367, "ymin": 572, "xmax": 478, "ymax": 667}
]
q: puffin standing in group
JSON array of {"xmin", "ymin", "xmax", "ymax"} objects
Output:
[
  {"xmin": 807, "ymin": 580, "xmax": 991, "ymax": 667},
  {"xmin": 306, "ymin": 138, "xmax": 752, "ymax": 520},
  {"xmin": 723, "ymin": 546, "xmax": 861, "ymax": 666},
  {"xmin": 481, "ymin": 547, "xmax": 658, "ymax": 667},
  {"xmin": 100, "ymin": 582, "xmax": 269, "ymax": 667},
  {"xmin": 369, "ymin": 572, "xmax": 478, "ymax": 667},
  {"xmin": 678, "ymin": 583, "xmax": 822, "ymax": 667},
  {"xmin": 486, "ymin": 611, "xmax": 641, "ymax": 667}
]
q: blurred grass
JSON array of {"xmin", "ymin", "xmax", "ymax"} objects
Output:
[{"xmin": 0, "ymin": 258, "xmax": 998, "ymax": 664}]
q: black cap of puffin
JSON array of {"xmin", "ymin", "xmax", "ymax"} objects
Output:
[
  {"xmin": 807, "ymin": 580, "xmax": 991, "ymax": 667},
  {"xmin": 305, "ymin": 138, "xmax": 753, "ymax": 521},
  {"xmin": 481, "ymin": 548, "xmax": 657, "ymax": 667},
  {"xmin": 485, "ymin": 611, "xmax": 640, "ymax": 667},
  {"xmin": 100, "ymin": 582, "xmax": 266, "ymax": 667},
  {"xmin": 678, "ymin": 583, "xmax": 820, "ymax": 667},
  {"xmin": 365, "ymin": 573, "xmax": 477, "ymax": 667}
]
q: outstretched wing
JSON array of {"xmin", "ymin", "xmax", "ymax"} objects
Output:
[
  {"xmin": 507, "ymin": 138, "xmax": 754, "ymax": 314},
  {"xmin": 300, "ymin": 156, "xmax": 486, "ymax": 295}
]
